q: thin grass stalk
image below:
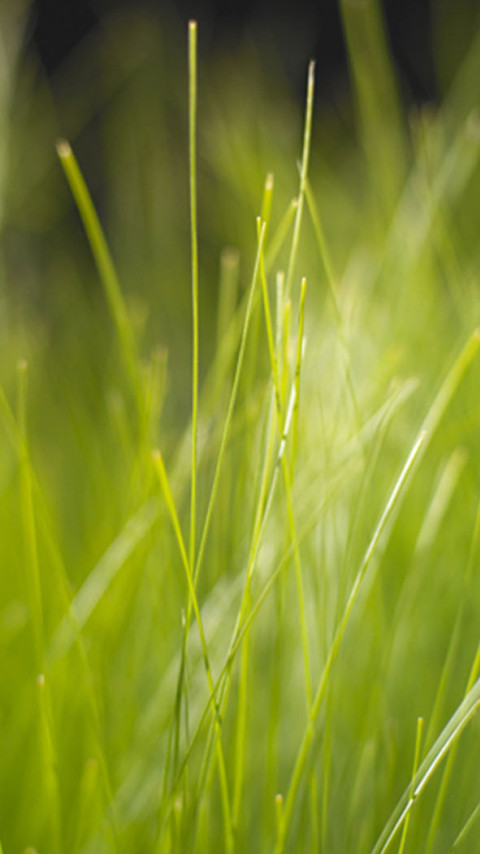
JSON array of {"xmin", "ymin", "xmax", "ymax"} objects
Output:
[
  {"xmin": 285, "ymin": 61, "xmax": 315, "ymax": 299},
  {"xmin": 56, "ymin": 141, "xmax": 141, "ymax": 412},
  {"xmin": 152, "ymin": 450, "xmax": 234, "ymax": 851},
  {"xmin": 188, "ymin": 19, "xmax": 199, "ymax": 580},
  {"xmin": 274, "ymin": 430, "xmax": 426, "ymax": 854},
  {"xmin": 397, "ymin": 717, "xmax": 424, "ymax": 854}
]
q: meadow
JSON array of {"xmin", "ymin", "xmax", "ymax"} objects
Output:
[{"xmin": 2, "ymin": 1, "xmax": 480, "ymax": 852}]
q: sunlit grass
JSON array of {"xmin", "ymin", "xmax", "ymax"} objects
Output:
[{"xmin": 1, "ymin": 2, "xmax": 480, "ymax": 853}]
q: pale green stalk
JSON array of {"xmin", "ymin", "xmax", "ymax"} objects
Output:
[{"xmin": 397, "ymin": 717, "xmax": 424, "ymax": 854}]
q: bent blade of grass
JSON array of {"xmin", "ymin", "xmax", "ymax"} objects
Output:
[
  {"xmin": 56, "ymin": 139, "xmax": 141, "ymax": 409},
  {"xmin": 371, "ymin": 685, "xmax": 480, "ymax": 854},
  {"xmin": 274, "ymin": 429, "xmax": 426, "ymax": 854}
]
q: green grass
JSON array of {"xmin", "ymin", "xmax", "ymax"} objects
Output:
[{"xmin": 2, "ymin": 1, "xmax": 480, "ymax": 852}]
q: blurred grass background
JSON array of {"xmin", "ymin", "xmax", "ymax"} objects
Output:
[{"xmin": 2, "ymin": 1, "xmax": 480, "ymax": 852}]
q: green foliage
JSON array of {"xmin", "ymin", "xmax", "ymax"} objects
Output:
[{"xmin": 2, "ymin": 2, "xmax": 480, "ymax": 853}]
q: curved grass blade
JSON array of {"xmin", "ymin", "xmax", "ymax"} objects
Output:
[
  {"xmin": 56, "ymin": 140, "xmax": 141, "ymax": 411},
  {"xmin": 370, "ymin": 683, "xmax": 480, "ymax": 854}
]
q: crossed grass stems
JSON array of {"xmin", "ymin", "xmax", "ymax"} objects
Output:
[{"xmin": 12, "ymin": 14, "xmax": 480, "ymax": 854}]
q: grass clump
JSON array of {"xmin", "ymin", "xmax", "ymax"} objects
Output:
[{"xmin": 2, "ymin": 2, "xmax": 480, "ymax": 853}]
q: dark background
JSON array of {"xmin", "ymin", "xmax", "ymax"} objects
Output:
[{"xmin": 29, "ymin": 0, "xmax": 438, "ymax": 104}]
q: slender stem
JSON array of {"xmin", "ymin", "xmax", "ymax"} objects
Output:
[
  {"xmin": 285, "ymin": 61, "xmax": 315, "ymax": 299},
  {"xmin": 189, "ymin": 19, "xmax": 199, "ymax": 577}
]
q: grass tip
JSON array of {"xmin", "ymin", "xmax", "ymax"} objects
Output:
[
  {"xmin": 17, "ymin": 358, "xmax": 28, "ymax": 373},
  {"xmin": 56, "ymin": 138, "xmax": 72, "ymax": 159},
  {"xmin": 265, "ymin": 172, "xmax": 274, "ymax": 190},
  {"xmin": 188, "ymin": 19, "xmax": 198, "ymax": 32},
  {"xmin": 275, "ymin": 793, "xmax": 284, "ymax": 828}
]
